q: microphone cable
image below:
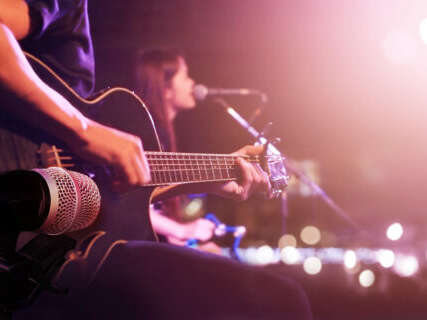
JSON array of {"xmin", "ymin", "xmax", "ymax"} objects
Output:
[{"xmin": 187, "ymin": 213, "xmax": 247, "ymax": 261}]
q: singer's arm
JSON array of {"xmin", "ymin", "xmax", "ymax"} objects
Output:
[{"xmin": 0, "ymin": 1, "xmax": 150, "ymax": 186}]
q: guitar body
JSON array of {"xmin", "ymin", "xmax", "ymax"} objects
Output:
[
  {"xmin": 73, "ymin": 88, "xmax": 160, "ymax": 244},
  {"xmin": 64, "ymin": 87, "xmax": 161, "ymax": 279}
]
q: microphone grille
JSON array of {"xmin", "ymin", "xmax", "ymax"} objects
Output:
[
  {"xmin": 33, "ymin": 167, "xmax": 100, "ymax": 235},
  {"xmin": 67, "ymin": 170, "xmax": 101, "ymax": 232},
  {"xmin": 193, "ymin": 84, "xmax": 208, "ymax": 101}
]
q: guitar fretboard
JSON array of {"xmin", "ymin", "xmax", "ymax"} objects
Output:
[{"xmin": 145, "ymin": 152, "xmax": 258, "ymax": 186}]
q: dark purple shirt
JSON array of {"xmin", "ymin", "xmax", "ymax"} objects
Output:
[
  {"xmin": 20, "ymin": 0, "xmax": 95, "ymax": 98},
  {"xmin": 0, "ymin": 0, "xmax": 95, "ymax": 172}
]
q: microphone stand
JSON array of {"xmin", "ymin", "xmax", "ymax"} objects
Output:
[{"xmin": 214, "ymin": 98, "xmax": 360, "ymax": 232}]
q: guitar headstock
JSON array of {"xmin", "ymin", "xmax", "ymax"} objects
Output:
[{"xmin": 260, "ymin": 141, "xmax": 289, "ymax": 198}]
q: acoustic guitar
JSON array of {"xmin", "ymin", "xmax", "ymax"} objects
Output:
[{"xmin": 1, "ymin": 53, "xmax": 289, "ymax": 288}]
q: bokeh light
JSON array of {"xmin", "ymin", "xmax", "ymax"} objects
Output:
[
  {"xmin": 300, "ymin": 226, "xmax": 321, "ymax": 245},
  {"xmin": 394, "ymin": 255, "xmax": 419, "ymax": 277},
  {"xmin": 387, "ymin": 223, "xmax": 403, "ymax": 241},
  {"xmin": 303, "ymin": 257, "xmax": 322, "ymax": 275},
  {"xmin": 244, "ymin": 247, "xmax": 258, "ymax": 265},
  {"xmin": 255, "ymin": 245, "xmax": 275, "ymax": 265},
  {"xmin": 376, "ymin": 249, "xmax": 395, "ymax": 268},
  {"xmin": 344, "ymin": 250, "xmax": 357, "ymax": 269},
  {"xmin": 278, "ymin": 234, "xmax": 297, "ymax": 249},
  {"xmin": 280, "ymin": 246, "xmax": 302, "ymax": 265},
  {"xmin": 359, "ymin": 269, "xmax": 375, "ymax": 287}
]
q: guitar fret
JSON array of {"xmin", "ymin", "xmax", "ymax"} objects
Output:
[
  {"xmin": 208, "ymin": 156, "xmax": 216, "ymax": 180},
  {"xmin": 178, "ymin": 154, "xmax": 184, "ymax": 182},
  {"xmin": 145, "ymin": 152, "xmax": 246, "ymax": 185},
  {"xmin": 195, "ymin": 155, "xmax": 202, "ymax": 182},
  {"xmin": 169, "ymin": 155, "xmax": 174, "ymax": 183},
  {"xmin": 196, "ymin": 155, "xmax": 201, "ymax": 181},
  {"xmin": 203, "ymin": 155, "xmax": 209, "ymax": 181},
  {"xmin": 182, "ymin": 156, "xmax": 186, "ymax": 182},
  {"xmin": 162, "ymin": 154, "xmax": 168, "ymax": 184},
  {"xmin": 215, "ymin": 155, "xmax": 223, "ymax": 179},
  {"xmin": 169, "ymin": 155, "xmax": 177, "ymax": 183},
  {"xmin": 186, "ymin": 155, "xmax": 192, "ymax": 182},
  {"xmin": 154, "ymin": 156, "xmax": 160, "ymax": 183},
  {"xmin": 224, "ymin": 158, "xmax": 230, "ymax": 178}
]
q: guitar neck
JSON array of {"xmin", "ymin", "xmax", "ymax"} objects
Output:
[{"xmin": 144, "ymin": 151, "xmax": 259, "ymax": 186}]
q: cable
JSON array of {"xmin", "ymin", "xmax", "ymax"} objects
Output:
[{"xmin": 187, "ymin": 213, "xmax": 246, "ymax": 261}]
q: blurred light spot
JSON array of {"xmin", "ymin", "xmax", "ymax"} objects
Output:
[
  {"xmin": 376, "ymin": 249, "xmax": 395, "ymax": 268},
  {"xmin": 184, "ymin": 198, "xmax": 203, "ymax": 217},
  {"xmin": 383, "ymin": 31, "xmax": 417, "ymax": 65},
  {"xmin": 255, "ymin": 245, "xmax": 275, "ymax": 265},
  {"xmin": 244, "ymin": 247, "xmax": 258, "ymax": 265},
  {"xmin": 300, "ymin": 226, "xmax": 321, "ymax": 245},
  {"xmin": 280, "ymin": 246, "xmax": 301, "ymax": 265},
  {"xmin": 278, "ymin": 234, "xmax": 297, "ymax": 249},
  {"xmin": 359, "ymin": 269, "xmax": 375, "ymax": 287},
  {"xmin": 394, "ymin": 255, "xmax": 419, "ymax": 277},
  {"xmin": 419, "ymin": 18, "xmax": 427, "ymax": 44},
  {"xmin": 387, "ymin": 222, "xmax": 403, "ymax": 241},
  {"xmin": 303, "ymin": 257, "xmax": 322, "ymax": 275},
  {"xmin": 344, "ymin": 250, "xmax": 357, "ymax": 269}
]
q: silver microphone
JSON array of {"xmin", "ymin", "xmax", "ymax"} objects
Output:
[
  {"xmin": 0, "ymin": 167, "xmax": 101, "ymax": 235},
  {"xmin": 193, "ymin": 84, "xmax": 268, "ymax": 103},
  {"xmin": 33, "ymin": 167, "xmax": 101, "ymax": 235}
]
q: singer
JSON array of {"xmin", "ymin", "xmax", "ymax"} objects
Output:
[
  {"xmin": 134, "ymin": 48, "xmax": 219, "ymax": 249},
  {"xmin": 134, "ymin": 48, "xmax": 273, "ymax": 248},
  {"xmin": 1, "ymin": 2, "xmax": 311, "ymax": 319}
]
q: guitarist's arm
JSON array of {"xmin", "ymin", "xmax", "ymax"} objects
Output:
[
  {"xmin": 0, "ymin": 1, "xmax": 150, "ymax": 187},
  {"xmin": 152, "ymin": 145, "xmax": 273, "ymax": 202}
]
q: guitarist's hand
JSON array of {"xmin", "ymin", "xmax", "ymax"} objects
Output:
[
  {"xmin": 67, "ymin": 118, "xmax": 151, "ymax": 187},
  {"xmin": 210, "ymin": 145, "xmax": 273, "ymax": 201}
]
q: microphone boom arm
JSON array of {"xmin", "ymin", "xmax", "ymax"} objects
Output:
[{"xmin": 214, "ymin": 98, "xmax": 359, "ymax": 230}]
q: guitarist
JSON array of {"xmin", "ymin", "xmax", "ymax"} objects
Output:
[{"xmin": 1, "ymin": 1, "xmax": 312, "ymax": 319}]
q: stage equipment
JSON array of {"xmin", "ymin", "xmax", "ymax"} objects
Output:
[
  {"xmin": 0, "ymin": 168, "xmax": 100, "ymax": 313},
  {"xmin": 0, "ymin": 167, "xmax": 101, "ymax": 235},
  {"xmin": 193, "ymin": 84, "xmax": 268, "ymax": 103}
]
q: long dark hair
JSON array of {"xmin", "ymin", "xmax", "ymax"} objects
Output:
[
  {"xmin": 134, "ymin": 48, "xmax": 183, "ymax": 151},
  {"xmin": 134, "ymin": 49, "xmax": 185, "ymax": 219}
]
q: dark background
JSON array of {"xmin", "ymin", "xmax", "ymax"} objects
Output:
[{"xmin": 87, "ymin": 1, "xmax": 427, "ymax": 318}]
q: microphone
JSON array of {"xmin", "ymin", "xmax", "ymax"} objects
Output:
[
  {"xmin": 193, "ymin": 84, "xmax": 268, "ymax": 103},
  {"xmin": 0, "ymin": 167, "xmax": 101, "ymax": 235}
]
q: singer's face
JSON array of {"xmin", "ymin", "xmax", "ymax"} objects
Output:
[{"xmin": 166, "ymin": 57, "xmax": 196, "ymax": 112}]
